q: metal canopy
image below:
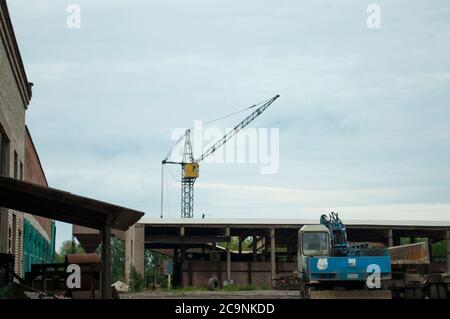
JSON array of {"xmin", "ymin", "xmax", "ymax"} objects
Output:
[{"xmin": 0, "ymin": 176, "xmax": 144, "ymax": 231}]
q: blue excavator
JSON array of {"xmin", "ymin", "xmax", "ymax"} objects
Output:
[{"xmin": 297, "ymin": 212, "xmax": 392, "ymax": 298}]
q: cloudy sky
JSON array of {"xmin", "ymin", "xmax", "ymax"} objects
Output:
[{"xmin": 7, "ymin": 0, "xmax": 450, "ymax": 250}]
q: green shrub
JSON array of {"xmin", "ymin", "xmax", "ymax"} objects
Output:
[{"xmin": 128, "ymin": 266, "xmax": 145, "ymax": 292}]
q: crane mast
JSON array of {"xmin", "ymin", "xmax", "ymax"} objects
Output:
[{"xmin": 162, "ymin": 95, "xmax": 280, "ymax": 218}]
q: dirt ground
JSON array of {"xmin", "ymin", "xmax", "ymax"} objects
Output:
[{"xmin": 121, "ymin": 289, "xmax": 300, "ymax": 299}]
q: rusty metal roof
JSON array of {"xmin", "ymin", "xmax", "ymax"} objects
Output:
[
  {"xmin": 0, "ymin": 176, "xmax": 144, "ymax": 231},
  {"xmin": 66, "ymin": 253, "xmax": 101, "ymax": 264}
]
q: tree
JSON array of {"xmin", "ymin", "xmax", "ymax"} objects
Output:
[
  {"xmin": 96, "ymin": 237, "xmax": 125, "ymax": 282},
  {"xmin": 54, "ymin": 239, "xmax": 85, "ymax": 263},
  {"xmin": 110, "ymin": 237, "xmax": 125, "ymax": 282},
  {"xmin": 219, "ymin": 237, "xmax": 253, "ymax": 251},
  {"xmin": 144, "ymin": 250, "xmax": 166, "ymax": 288}
]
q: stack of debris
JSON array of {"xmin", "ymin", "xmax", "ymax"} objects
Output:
[{"xmin": 273, "ymin": 272, "xmax": 300, "ymax": 290}]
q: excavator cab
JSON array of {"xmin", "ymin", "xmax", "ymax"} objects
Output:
[{"xmin": 297, "ymin": 225, "xmax": 330, "ymax": 276}]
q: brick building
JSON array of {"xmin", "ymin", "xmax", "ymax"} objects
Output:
[
  {"xmin": 23, "ymin": 126, "xmax": 56, "ymax": 273},
  {"xmin": 0, "ymin": 0, "xmax": 54, "ymax": 277}
]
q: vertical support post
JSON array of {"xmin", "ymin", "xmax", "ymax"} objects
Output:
[
  {"xmin": 211, "ymin": 242, "xmax": 216, "ymax": 261},
  {"xmin": 387, "ymin": 229, "xmax": 394, "ymax": 247},
  {"xmin": 226, "ymin": 227, "xmax": 231, "ymax": 285},
  {"xmin": 101, "ymin": 223, "xmax": 112, "ymax": 299},
  {"xmin": 270, "ymin": 228, "xmax": 276, "ymax": 288},
  {"xmin": 252, "ymin": 234, "xmax": 257, "ymax": 262},
  {"xmin": 124, "ymin": 226, "xmax": 133, "ymax": 284},
  {"xmin": 446, "ymin": 230, "xmax": 450, "ymax": 274},
  {"xmin": 247, "ymin": 261, "xmax": 252, "ymax": 284},
  {"xmin": 264, "ymin": 237, "xmax": 269, "ymax": 261},
  {"xmin": 180, "ymin": 226, "xmax": 185, "ymax": 287},
  {"xmin": 238, "ymin": 237, "xmax": 242, "ymax": 255},
  {"xmin": 168, "ymin": 274, "xmax": 171, "ymax": 290}
]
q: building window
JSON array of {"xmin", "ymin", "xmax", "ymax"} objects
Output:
[
  {"xmin": 20, "ymin": 161, "xmax": 23, "ymax": 180},
  {"xmin": 14, "ymin": 151, "xmax": 18, "ymax": 179},
  {"xmin": 12, "ymin": 214, "xmax": 17, "ymax": 256},
  {"xmin": 8, "ymin": 227, "xmax": 12, "ymax": 253}
]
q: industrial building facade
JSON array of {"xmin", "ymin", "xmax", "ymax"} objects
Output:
[{"xmin": 0, "ymin": 1, "xmax": 55, "ymax": 277}]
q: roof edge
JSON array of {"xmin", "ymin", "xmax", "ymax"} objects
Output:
[{"xmin": 0, "ymin": 1, "xmax": 32, "ymax": 108}]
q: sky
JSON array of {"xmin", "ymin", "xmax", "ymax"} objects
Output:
[{"xmin": 6, "ymin": 0, "xmax": 450, "ymax": 251}]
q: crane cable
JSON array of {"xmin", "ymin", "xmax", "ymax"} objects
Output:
[
  {"xmin": 163, "ymin": 96, "xmax": 274, "ymax": 163},
  {"xmin": 188, "ymin": 96, "xmax": 273, "ymax": 130}
]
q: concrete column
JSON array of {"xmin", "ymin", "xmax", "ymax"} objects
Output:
[
  {"xmin": 387, "ymin": 229, "xmax": 393, "ymax": 247},
  {"xmin": 101, "ymin": 224, "xmax": 112, "ymax": 299},
  {"xmin": 180, "ymin": 226, "xmax": 185, "ymax": 287},
  {"xmin": 270, "ymin": 228, "xmax": 276, "ymax": 287},
  {"xmin": 125, "ymin": 224, "xmax": 145, "ymax": 283},
  {"xmin": 447, "ymin": 230, "xmax": 450, "ymax": 274},
  {"xmin": 252, "ymin": 234, "xmax": 257, "ymax": 262},
  {"xmin": 226, "ymin": 227, "xmax": 231, "ymax": 284}
]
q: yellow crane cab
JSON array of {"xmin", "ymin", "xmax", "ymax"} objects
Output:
[{"xmin": 183, "ymin": 163, "xmax": 199, "ymax": 178}]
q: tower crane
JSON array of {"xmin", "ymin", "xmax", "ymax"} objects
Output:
[{"xmin": 162, "ymin": 94, "xmax": 280, "ymax": 218}]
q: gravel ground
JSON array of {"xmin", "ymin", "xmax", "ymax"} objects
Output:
[{"xmin": 121, "ymin": 289, "xmax": 300, "ymax": 299}]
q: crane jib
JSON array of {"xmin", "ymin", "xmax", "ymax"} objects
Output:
[{"xmin": 195, "ymin": 94, "xmax": 279, "ymax": 163}]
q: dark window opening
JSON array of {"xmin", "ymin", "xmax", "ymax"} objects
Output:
[{"xmin": 14, "ymin": 151, "xmax": 18, "ymax": 179}]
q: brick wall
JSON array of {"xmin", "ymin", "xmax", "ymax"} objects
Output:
[
  {"xmin": 182, "ymin": 261, "xmax": 297, "ymax": 288},
  {"xmin": 24, "ymin": 127, "xmax": 53, "ymax": 239},
  {"xmin": 0, "ymin": 1, "xmax": 32, "ymax": 277}
]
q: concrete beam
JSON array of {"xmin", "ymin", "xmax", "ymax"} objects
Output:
[{"xmin": 387, "ymin": 228, "xmax": 393, "ymax": 247}]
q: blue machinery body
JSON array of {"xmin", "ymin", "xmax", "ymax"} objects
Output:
[
  {"xmin": 299, "ymin": 213, "xmax": 391, "ymax": 286},
  {"xmin": 305, "ymin": 255, "xmax": 391, "ymax": 282}
]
